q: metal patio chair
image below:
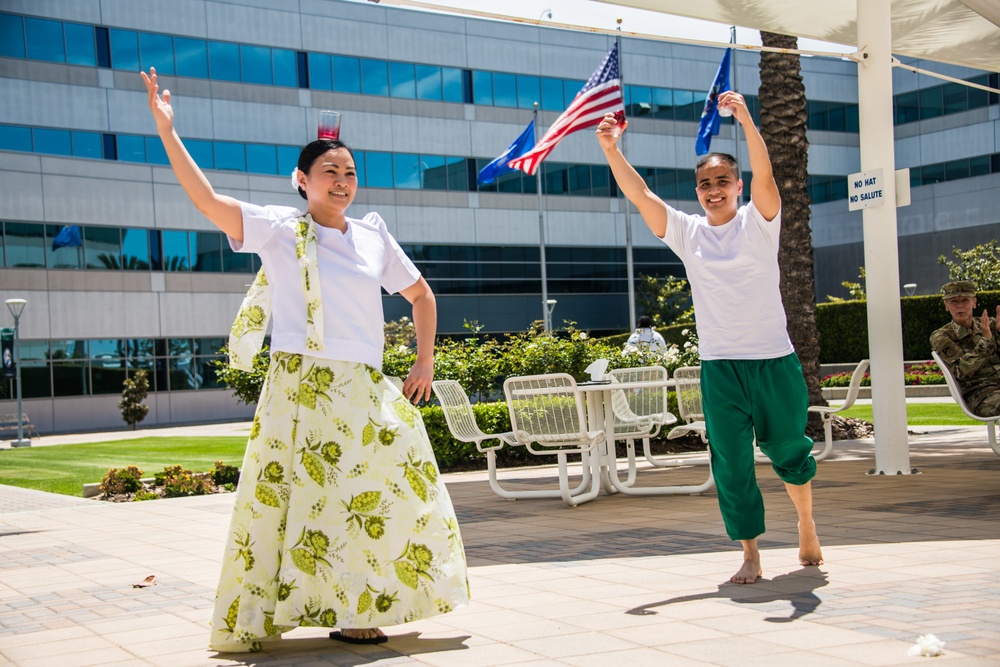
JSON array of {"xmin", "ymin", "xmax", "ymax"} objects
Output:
[
  {"xmin": 602, "ymin": 365, "xmax": 713, "ymax": 494},
  {"xmin": 669, "ymin": 365, "xmax": 805, "ymax": 465},
  {"xmin": 931, "ymin": 351, "xmax": 1000, "ymax": 456},
  {"xmin": 808, "ymin": 358, "xmax": 869, "ymax": 461},
  {"xmin": 606, "ymin": 366, "xmax": 678, "ymax": 476},
  {"xmin": 503, "ymin": 373, "xmax": 605, "ymax": 506},
  {"xmin": 432, "ymin": 379, "xmax": 600, "ymax": 501}
]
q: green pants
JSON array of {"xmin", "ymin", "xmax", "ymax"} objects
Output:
[{"xmin": 701, "ymin": 354, "xmax": 816, "ymax": 541}]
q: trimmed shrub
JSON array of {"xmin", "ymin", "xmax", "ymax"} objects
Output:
[
  {"xmin": 157, "ymin": 465, "xmax": 212, "ymax": 497},
  {"xmin": 100, "ymin": 466, "xmax": 144, "ymax": 496},
  {"xmin": 209, "ymin": 460, "xmax": 240, "ymax": 486},
  {"xmin": 817, "ymin": 290, "xmax": 1000, "ymax": 363}
]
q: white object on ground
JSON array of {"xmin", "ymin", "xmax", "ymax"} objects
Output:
[{"xmin": 907, "ymin": 634, "xmax": 945, "ymax": 657}]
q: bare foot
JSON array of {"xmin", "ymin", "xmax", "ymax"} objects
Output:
[
  {"xmin": 730, "ymin": 559, "xmax": 762, "ymax": 584},
  {"xmin": 731, "ymin": 539, "xmax": 762, "ymax": 584},
  {"xmin": 341, "ymin": 628, "xmax": 385, "ymax": 641},
  {"xmin": 798, "ymin": 519, "xmax": 824, "ymax": 566}
]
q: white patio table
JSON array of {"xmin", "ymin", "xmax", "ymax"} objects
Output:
[{"xmin": 575, "ymin": 378, "xmax": 715, "ymax": 497}]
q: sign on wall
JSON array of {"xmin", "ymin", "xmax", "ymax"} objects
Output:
[{"xmin": 848, "ymin": 168, "xmax": 884, "ymax": 211}]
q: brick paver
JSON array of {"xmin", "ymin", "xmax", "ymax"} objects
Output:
[{"xmin": 0, "ymin": 425, "xmax": 998, "ymax": 665}]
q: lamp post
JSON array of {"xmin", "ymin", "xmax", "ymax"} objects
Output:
[
  {"xmin": 5, "ymin": 298, "xmax": 29, "ymax": 447},
  {"xmin": 903, "ymin": 283, "xmax": 917, "ymax": 297},
  {"xmin": 545, "ymin": 299, "xmax": 557, "ymax": 332}
]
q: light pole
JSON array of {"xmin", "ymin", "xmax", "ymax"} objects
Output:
[
  {"xmin": 5, "ymin": 298, "xmax": 30, "ymax": 447},
  {"xmin": 545, "ymin": 299, "xmax": 557, "ymax": 332}
]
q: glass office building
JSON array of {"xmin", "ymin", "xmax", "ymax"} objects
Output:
[{"xmin": 0, "ymin": 0, "xmax": 997, "ymax": 432}]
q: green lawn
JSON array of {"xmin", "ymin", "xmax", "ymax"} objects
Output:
[
  {"xmin": 0, "ymin": 403, "xmax": 983, "ymax": 498},
  {"xmin": 0, "ymin": 437, "xmax": 247, "ymax": 496},
  {"xmin": 836, "ymin": 402, "xmax": 981, "ymax": 426}
]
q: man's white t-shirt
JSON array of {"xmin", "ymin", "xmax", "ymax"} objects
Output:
[
  {"xmin": 230, "ymin": 203, "xmax": 421, "ymax": 369},
  {"xmin": 660, "ymin": 201, "xmax": 793, "ymax": 360}
]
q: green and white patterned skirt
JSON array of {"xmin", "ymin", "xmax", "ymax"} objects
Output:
[{"xmin": 209, "ymin": 352, "xmax": 470, "ymax": 652}]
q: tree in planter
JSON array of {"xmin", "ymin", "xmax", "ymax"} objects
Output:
[
  {"xmin": 758, "ymin": 31, "xmax": 825, "ymax": 410},
  {"xmin": 119, "ymin": 370, "xmax": 149, "ymax": 430},
  {"xmin": 212, "ymin": 344, "xmax": 269, "ymax": 406},
  {"xmin": 826, "ymin": 266, "xmax": 866, "ymax": 303},
  {"xmin": 938, "ymin": 240, "xmax": 1000, "ymax": 290},
  {"xmin": 635, "ymin": 275, "xmax": 695, "ymax": 328}
]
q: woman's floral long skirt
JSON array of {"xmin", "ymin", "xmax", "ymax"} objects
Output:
[{"xmin": 209, "ymin": 353, "xmax": 470, "ymax": 652}]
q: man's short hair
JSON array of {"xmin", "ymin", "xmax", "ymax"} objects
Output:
[
  {"xmin": 941, "ymin": 280, "xmax": 976, "ymax": 301},
  {"xmin": 695, "ymin": 152, "xmax": 739, "ymax": 180},
  {"xmin": 637, "ymin": 315, "xmax": 652, "ymax": 328}
]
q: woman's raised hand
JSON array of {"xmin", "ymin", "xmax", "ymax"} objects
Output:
[{"xmin": 140, "ymin": 68, "xmax": 174, "ymax": 133}]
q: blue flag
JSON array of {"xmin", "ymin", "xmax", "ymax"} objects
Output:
[
  {"xmin": 477, "ymin": 120, "xmax": 535, "ymax": 186},
  {"xmin": 52, "ymin": 225, "xmax": 82, "ymax": 250},
  {"xmin": 695, "ymin": 48, "xmax": 732, "ymax": 156}
]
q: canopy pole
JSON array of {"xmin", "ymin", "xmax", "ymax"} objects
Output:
[
  {"xmin": 891, "ymin": 59, "xmax": 1000, "ymax": 95},
  {"xmin": 856, "ymin": 0, "xmax": 910, "ymax": 475}
]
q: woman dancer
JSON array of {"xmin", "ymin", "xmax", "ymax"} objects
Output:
[{"xmin": 141, "ymin": 68, "xmax": 469, "ymax": 652}]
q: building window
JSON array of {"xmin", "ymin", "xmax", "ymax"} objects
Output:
[
  {"xmin": 25, "ymin": 17, "xmax": 65, "ymax": 63},
  {"xmin": 308, "ymin": 53, "xmax": 332, "ymax": 90},
  {"xmin": 416, "ymin": 65, "xmax": 442, "ymax": 101},
  {"xmin": 84, "ymin": 226, "xmax": 120, "ymax": 269},
  {"xmin": 273, "ymin": 48, "xmax": 297, "ymax": 87},
  {"xmin": 360, "ymin": 58, "xmax": 389, "ymax": 96},
  {"xmin": 332, "ymin": 56, "xmax": 361, "ymax": 93},
  {"xmin": 0, "ymin": 13, "xmax": 25, "ymax": 58},
  {"xmin": 208, "ymin": 41, "xmax": 240, "ymax": 81},
  {"xmin": 109, "ymin": 28, "xmax": 139, "ymax": 70},
  {"xmin": 241, "ymin": 45, "xmax": 272, "ymax": 85},
  {"xmin": 4, "ymin": 223, "xmax": 45, "ymax": 268},
  {"xmin": 174, "ymin": 37, "xmax": 208, "ymax": 78},
  {"xmin": 139, "ymin": 32, "xmax": 175, "ymax": 74},
  {"xmin": 64, "ymin": 22, "xmax": 96, "ymax": 66},
  {"xmin": 389, "ymin": 62, "xmax": 416, "ymax": 99}
]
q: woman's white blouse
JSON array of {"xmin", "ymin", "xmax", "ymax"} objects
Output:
[{"xmin": 230, "ymin": 203, "xmax": 421, "ymax": 368}]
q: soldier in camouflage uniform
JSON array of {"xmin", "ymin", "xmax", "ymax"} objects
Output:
[{"xmin": 929, "ymin": 280, "xmax": 1000, "ymax": 417}]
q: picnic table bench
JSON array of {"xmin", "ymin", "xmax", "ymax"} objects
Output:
[{"xmin": 0, "ymin": 413, "xmax": 39, "ymax": 439}]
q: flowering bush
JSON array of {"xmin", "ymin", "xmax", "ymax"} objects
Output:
[
  {"xmin": 617, "ymin": 327, "xmax": 701, "ymax": 374},
  {"xmin": 220, "ymin": 319, "xmax": 703, "ymax": 405},
  {"xmin": 820, "ymin": 361, "xmax": 944, "ymax": 388}
]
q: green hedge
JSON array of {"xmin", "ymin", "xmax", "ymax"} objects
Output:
[
  {"xmin": 816, "ymin": 290, "xmax": 1000, "ymax": 363},
  {"xmin": 601, "ymin": 291, "xmax": 1000, "ymax": 364},
  {"xmin": 419, "ymin": 392, "xmax": 680, "ymax": 471}
]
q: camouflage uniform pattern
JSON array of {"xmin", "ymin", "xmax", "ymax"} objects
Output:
[{"xmin": 930, "ymin": 319, "xmax": 1000, "ymax": 417}]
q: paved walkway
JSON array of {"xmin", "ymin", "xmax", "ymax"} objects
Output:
[{"xmin": 1, "ymin": 425, "xmax": 998, "ymax": 666}]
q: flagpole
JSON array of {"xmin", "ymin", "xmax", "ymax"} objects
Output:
[
  {"xmin": 616, "ymin": 29, "xmax": 636, "ymax": 332},
  {"xmin": 730, "ymin": 26, "xmax": 744, "ymax": 206},
  {"xmin": 533, "ymin": 103, "xmax": 550, "ymax": 332}
]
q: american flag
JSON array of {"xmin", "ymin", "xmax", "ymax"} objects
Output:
[{"xmin": 507, "ymin": 43, "xmax": 623, "ymax": 176}]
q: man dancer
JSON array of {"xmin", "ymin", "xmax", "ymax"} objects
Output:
[{"xmin": 596, "ymin": 91, "xmax": 822, "ymax": 583}]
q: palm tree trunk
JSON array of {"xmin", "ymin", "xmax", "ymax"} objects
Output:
[{"xmin": 757, "ymin": 32, "xmax": 825, "ymax": 407}]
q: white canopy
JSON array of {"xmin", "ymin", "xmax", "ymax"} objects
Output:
[{"xmin": 597, "ymin": 0, "xmax": 1000, "ymax": 73}]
